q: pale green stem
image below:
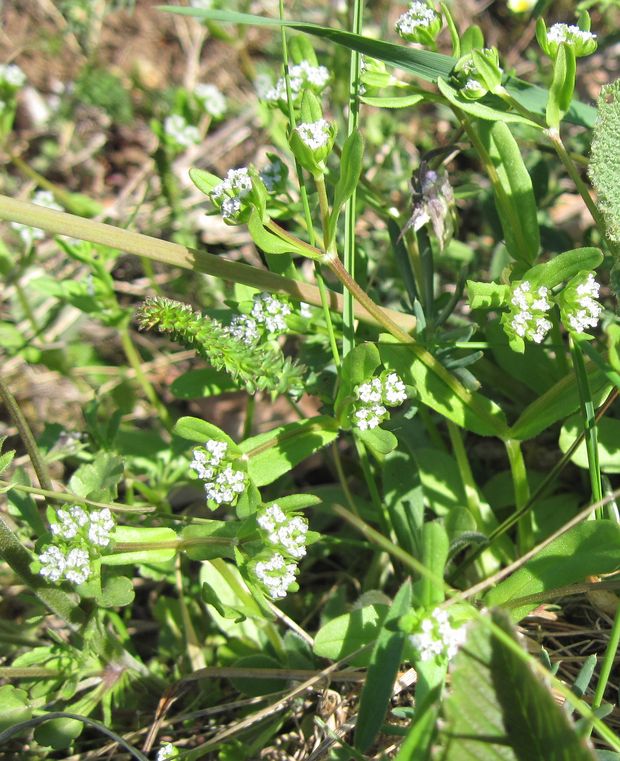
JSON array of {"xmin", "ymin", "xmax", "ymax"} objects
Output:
[
  {"xmin": 447, "ymin": 422, "xmax": 484, "ymax": 521},
  {"xmin": 0, "ymin": 375, "xmax": 52, "ymax": 492},
  {"xmin": 176, "ymin": 553, "xmax": 206, "ymax": 671},
  {"xmin": 590, "ymin": 604, "xmax": 620, "ymax": 723},
  {"xmin": 0, "ymin": 479, "xmax": 154, "ymax": 513},
  {"xmin": 505, "ymin": 439, "xmax": 532, "ymax": 554}
]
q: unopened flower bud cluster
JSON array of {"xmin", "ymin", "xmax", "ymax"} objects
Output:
[
  {"xmin": 503, "ymin": 271, "xmax": 603, "ymax": 345},
  {"xmin": 263, "ymin": 60, "xmax": 330, "ymax": 106},
  {"xmin": 164, "ymin": 114, "xmax": 201, "ymax": 149},
  {"xmin": 190, "ymin": 439, "xmax": 247, "ymax": 509},
  {"xmin": 545, "ymin": 23, "xmax": 597, "ymax": 58},
  {"xmin": 352, "ymin": 372, "xmax": 407, "ymax": 431},
  {"xmin": 295, "ymin": 119, "xmax": 332, "ymax": 151},
  {"xmin": 409, "ymin": 607, "xmax": 467, "ymax": 662},
  {"xmin": 38, "ymin": 506, "xmax": 116, "ymax": 586}
]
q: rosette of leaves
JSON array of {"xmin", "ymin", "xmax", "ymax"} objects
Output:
[{"xmin": 136, "ymin": 296, "xmax": 304, "ymax": 397}]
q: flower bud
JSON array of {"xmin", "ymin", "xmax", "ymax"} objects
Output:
[
  {"xmin": 395, "ymin": 2, "xmax": 442, "ymax": 47},
  {"xmin": 289, "ymin": 118, "xmax": 336, "ymax": 176},
  {"xmin": 453, "ymin": 48, "xmax": 503, "ymax": 99},
  {"xmin": 537, "ymin": 19, "xmax": 597, "ymax": 59}
]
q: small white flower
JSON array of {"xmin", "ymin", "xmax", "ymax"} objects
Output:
[
  {"xmin": 0, "ymin": 63, "xmax": 26, "ymax": 88},
  {"xmin": 88, "ymin": 508, "xmax": 115, "ymax": 547},
  {"xmin": 50, "ymin": 506, "xmax": 88, "ymax": 541},
  {"xmin": 227, "ymin": 314, "xmax": 260, "ymax": 345},
  {"xmin": 39, "ymin": 545, "xmax": 66, "ymax": 582},
  {"xmin": 221, "ymin": 196, "xmax": 242, "ymax": 220},
  {"xmin": 547, "ymin": 23, "xmax": 596, "ymax": 45},
  {"xmin": 409, "ymin": 607, "xmax": 467, "ymax": 662},
  {"xmin": 263, "ymin": 60, "xmax": 330, "ymax": 104},
  {"xmin": 157, "ymin": 742, "xmax": 180, "ymax": 760},
  {"xmin": 251, "ymin": 293, "xmax": 291, "ymax": 335},
  {"xmin": 357, "ymin": 378, "xmax": 383, "ymax": 404},
  {"xmin": 258, "ymin": 505, "xmax": 309, "ymax": 559},
  {"xmin": 255, "ymin": 552, "xmax": 297, "ymax": 599},
  {"xmin": 194, "ymin": 83, "xmax": 226, "ymax": 118},
  {"xmin": 164, "ymin": 114, "xmax": 201, "ymax": 148},
  {"xmin": 295, "ymin": 119, "xmax": 331, "ymax": 151},
  {"xmin": 189, "ymin": 0, "xmax": 213, "ymax": 7},
  {"xmin": 383, "ymin": 372, "xmax": 407, "ymax": 405},
  {"xmin": 64, "ymin": 547, "xmax": 91, "ymax": 585},
  {"xmin": 299, "ymin": 302, "xmax": 312, "ymax": 319},
  {"xmin": 395, "ymin": 2, "xmax": 440, "ymax": 36}
]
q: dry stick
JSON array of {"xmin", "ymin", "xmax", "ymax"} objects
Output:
[{"xmin": 0, "ymin": 197, "xmax": 416, "ymax": 334}]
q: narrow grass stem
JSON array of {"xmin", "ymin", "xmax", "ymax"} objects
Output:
[
  {"xmin": 118, "ymin": 325, "xmax": 173, "ymax": 432},
  {"xmin": 570, "ymin": 337, "xmax": 603, "ymax": 510},
  {"xmin": 0, "ymin": 479, "xmax": 154, "ymax": 513},
  {"xmin": 0, "ymin": 375, "xmax": 52, "ymax": 492},
  {"xmin": 591, "ymin": 603, "xmax": 620, "ymax": 718},
  {"xmin": 505, "ymin": 439, "xmax": 532, "ymax": 553}
]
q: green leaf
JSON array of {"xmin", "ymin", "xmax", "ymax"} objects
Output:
[
  {"xmin": 68, "ymin": 453, "xmax": 124, "ymax": 500},
  {"xmin": 327, "ymin": 129, "xmax": 364, "ymax": 246},
  {"xmin": 189, "ymin": 167, "xmax": 221, "ymax": 195},
  {"xmin": 526, "ymin": 247, "xmax": 603, "ymax": 289},
  {"xmin": 181, "ymin": 522, "xmax": 238, "ymax": 560},
  {"xmin": 160, "ymin": 7, "xmax": 596, "ymax": 128},
  {"xmin": 98, "ymin": 575, "xmax": 135, "ymax": 607},
  {"xmin": 485, "ymin": 521, "xmax": 620, "ymax": 621},
  {"xmin": 356, "ymin": 427, "xmax": 398, "ymax": 456},
  {"xmin": 547, "ymin": 43, "xmax": 576, "ymax": 129},
  {"xmin": 379, "ymin": 343, "xmax": 508, "ymax": 438},
  {"xmin": 359, "ymin": 93, "xmax": 424, "ymax": 109},
  {"xmin": 240, "ymin": 416, "xmax": 339, "ymax": 486},
  {"xmin": 355, "ymin": 580, "xmax": 412, "ymax": 752},
  {"xmin": 466, "ymin": 280, "xmax": 511, "ymax": 309},
  {"xmin": 393, "ymin": 686, "xmax": 440, "ymax": 761},
  {"xmin": 438, "ymin": 611, "xmax": 597, "ymax": 761},
  {"xmin": 102, "ymin": 526, "xmax": 177, "ymax": 566},
  {"xmin": 508, "ymin": 366, "xmax": 611, "ymax": 441},
  {"xmin": 475, "ymin": 121, "xmax": 540, "ymax": 266},
  {"xmin": 412, "ymin": 521, "xmax": 449, "ymax": 608},
  {"xmin": 0, "ymin": 438, "xmax": 15, "ymax": 476},
  {"xmin": 313, "ymin": 604, "xmax": 388, "ymax": 666},
  {"xmin": 559, "ymin": 416, "xmax": 620, "ymax": 473},
  {"xmin": 173, "ymin": 416, "xmax": 239, "ymax": 451},
  {"xmin": 170, "ymin": 367, "xmax": 238, "ymax": 398},
  {"xmin": 0, "ymin": 685, "xmax": 31, "ymax": 733},
  {"xmin": 247, "ymin": 209, "xmax": 310, "ymax": 257}
]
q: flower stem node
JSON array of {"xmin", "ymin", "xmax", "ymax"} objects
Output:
[
  {"xmin": 409, "ymin": 607, "xmax": 467, "ymax": 663},
  {"xmin": 395, "ymin": 2, "xmax": 442, "ymax": 46}
]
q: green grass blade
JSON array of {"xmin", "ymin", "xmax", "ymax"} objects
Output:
[{"xmin": 158, "ymin": 7, "xmax": 596, "ymax": 128}]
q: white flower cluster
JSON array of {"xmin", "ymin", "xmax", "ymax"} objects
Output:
[
  {"xmin": 190, "ymin": 440, "xmax": 247, "ymax": 508},
  {"xmin": 11, "ymin": 190, "xmax": 62, "ymax": 247},
  {"xmin": 409, "ymin": 608, "xmax": 467, "ymax": 662},
  {"xmin": 353, "ymin": 372, "xmax": 407, "ymax": 431},
  {"xmin": 227, "ymin": 314, "xmax": 260, "ymax": 345},
  {"xmin": 156, "ymin": 742, "xmax": 180, "ymax": 760},
  {"xmin": 295, "ymin": 119, "xmax": 331, "ymax": 151},
  {"xmin": 37, "ymin": 504, "xmax": 116, "ymax": 587},
  {"xmin": 164, "ymin": 114, "xmax": 201, "ymax": 148},
  {"xmin": 0, "ymin": 63, "xmax": 26, "ymax": 89},
  {"xmin": 39, "ymin": 546, "xmax": 92, "ymax": 585},
  {"xmin": 508, "ymin": 281, "xmax": 553, "ymax": 344},
  {"xmin": 263, "ymin": 60, "xmax": 330, "ymax": 104},
  {"xmin": 395, "ymin": 1, "xmax": 440, "ymax": 37},
  {"xmin": 50, "ymin": 506, "xmax": 115, "ymax": 547},
  {"xmin": 255, "ymin": 552, "xmax": 297, "ymax": 600},
  {"xmin": 563, "ymin": 273, "xmax": 603, "ymax": 334},
  {"xmin": 211, "ymin": 167, "xmax": 253, "ymax": 221},
  {"xmin": 547, "ymin": 23, "xmax": 596, "ymax": 46},
  {"xmin": 257, "ymin": 503, "xmax": 309, "ymax": 559},
  {"xmin": 194, "ymin": 83, "xmax": 226, "ymax": 118},
  {"xmin": 250, "ymin": 293, "xmax": 291, "ymax": 335}
]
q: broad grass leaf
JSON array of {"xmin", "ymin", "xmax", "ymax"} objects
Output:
[
  {"xmin": 559, "ymin": 417, "xmax": 620, "ymax": 473},
  {"xmin": 313, "ymin": 604, "xmax": 388, "ymax": 666},
  {"xmin": 160, "ymin": 7, "xmax": 596, "ymax": 128},
  {"xmin": 378, "ymin": 343, "xmax": 508, "ymax": 437},
  {"xmin": 355, "ymin": 580, "xmax": 412, "ymax": 753},
  {"xmin": 485, "ymin": 521, "xmax": 620, "ymax": 621},
  {"xmin": 240, "ymin": 416, "xmax": 339, "ymax": 486},
  {"xmin": 475, "ymin": 121, "xmax": 540, "ymax": 266},
  {"xmin": 438, "ymin": 611, "xmax": 597, "ymax": 761},
  {"xmin": 170, "ymin": 368, "xmax": 238, "ymax": 398},
  {"xmin": 508, "ymin": 367, "xmax": 611, "ymax": 441}
]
